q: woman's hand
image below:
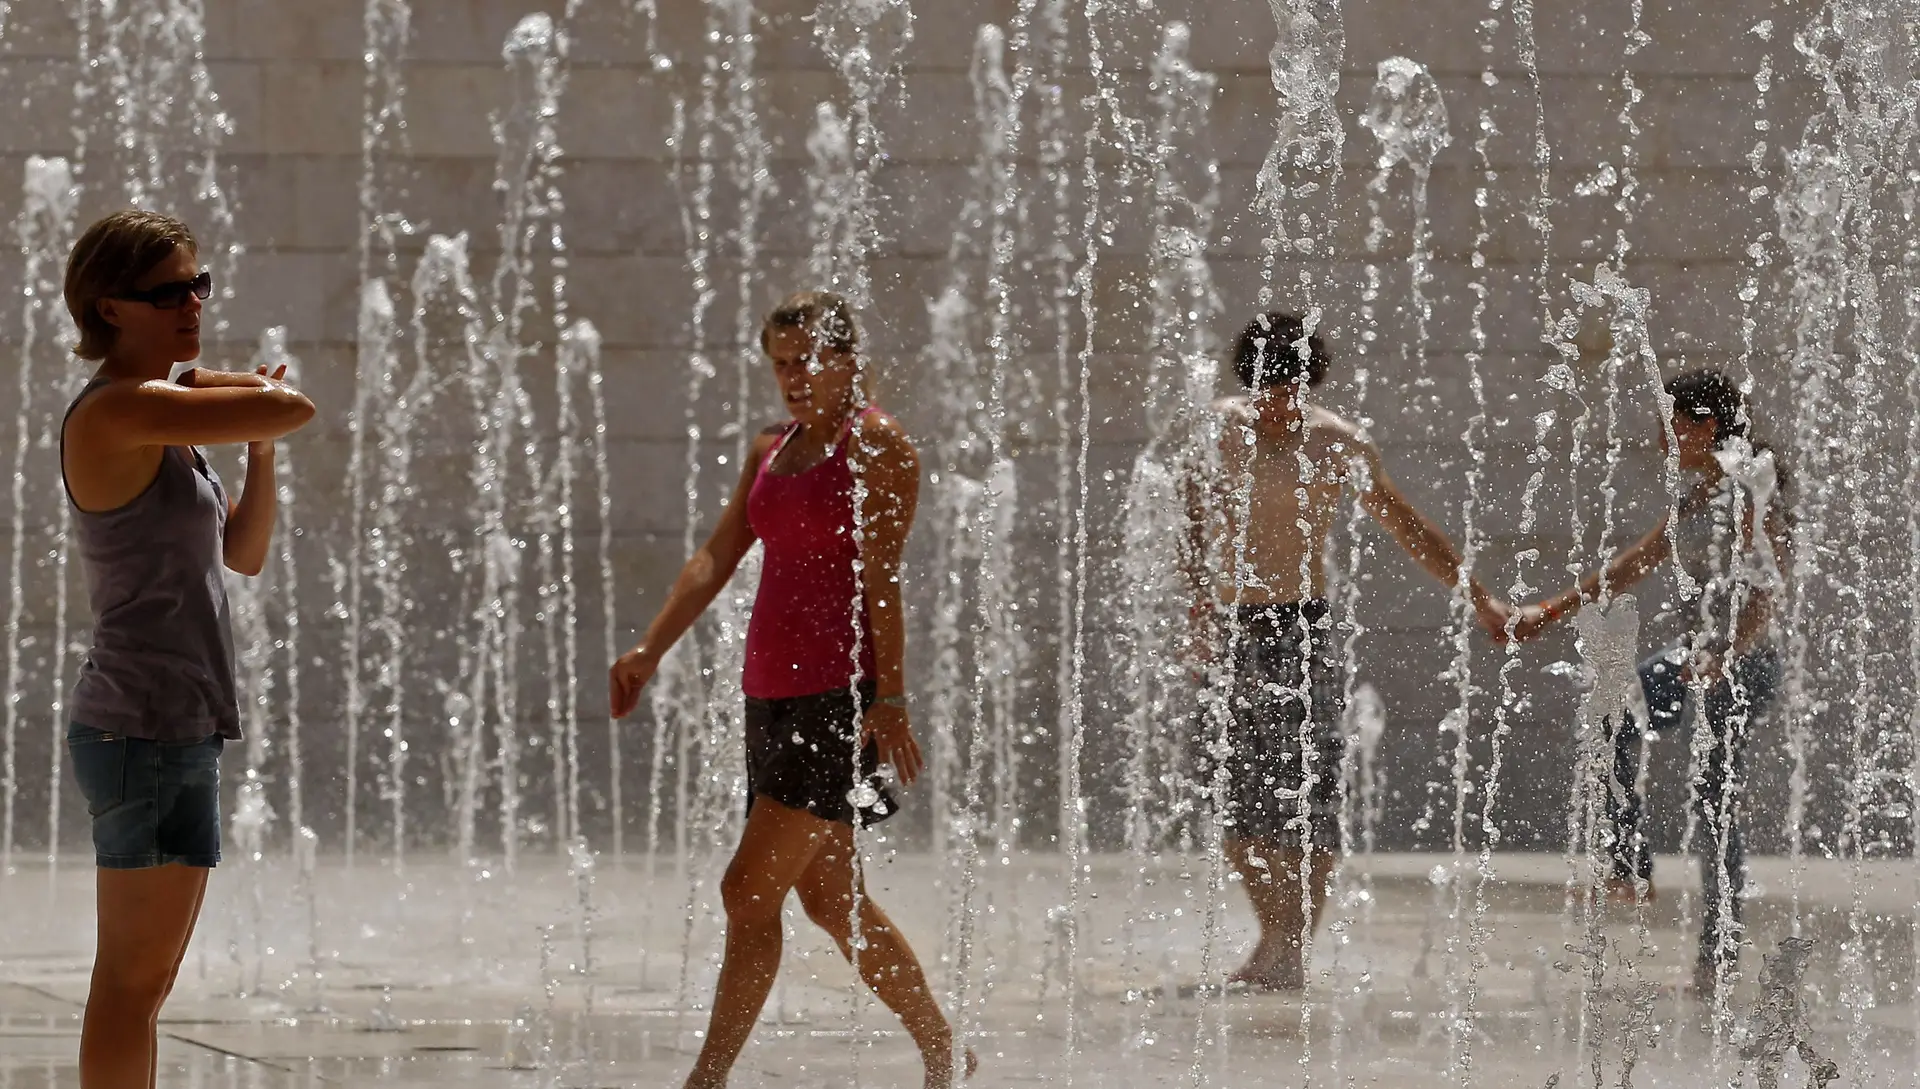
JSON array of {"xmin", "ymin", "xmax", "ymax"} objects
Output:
[
  {"xmin": 177, "ymin": 366, "xmax": 271, "ymax": 390},
  {"xmin": 862, "ymin": 701, "xmax": 924, "ymax": 787},
  {"xmin": 246, "ymin": 363, "xmax": 289, "ymax": 461},
  {"xmin": 1474, "ymin": 594, "xmax": 1515, "ymax": 643},
  {"xmin": 609, "ymin": 646, "xmax": 661, "ymax": 719},
  {"xmin": 1181, "ymin": 602, "xmax": 1219, "ymax": 680}
]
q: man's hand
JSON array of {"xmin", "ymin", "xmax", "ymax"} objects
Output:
[
  {"xmin": 862, "ymin": 701, "xmax": 925, "ymax": 787},
  {"xmin": 609, "ymin": 645, "xmax": 661, "ymax": 718},
  {"xmin": 1475, "ymin": 595, "xmax": 1515, "ymax": 643},
  {"xmin": 1509, "ymin": 603, "xmax": 1553, "ymax": 643},
  {"xmin": 1181, "ymin": 601, "xmax": 1220, "ymax": 679},
  {"xmin": 1682, "ymin": 647, "xmax": 1727, "ymax": 687}
]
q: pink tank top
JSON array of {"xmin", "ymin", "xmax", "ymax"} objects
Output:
[{"xmin": 742, "ymin": 409, "xmax": 878, "ymax": 700}]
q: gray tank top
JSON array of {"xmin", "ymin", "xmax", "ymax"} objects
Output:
[{"xmin": 62, "ymin": 379, "xmax": 240, "ymax": 741}]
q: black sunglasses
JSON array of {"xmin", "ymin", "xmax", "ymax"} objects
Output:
[{"xmin": 116, "ymin": 270, "xmax": 212, "ymax": 310}]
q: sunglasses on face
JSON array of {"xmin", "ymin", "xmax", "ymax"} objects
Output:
[{"xmin": 116, "ymin": 270, "xmax": 212, "ymax": 310}]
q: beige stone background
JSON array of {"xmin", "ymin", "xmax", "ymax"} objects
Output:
[{"xmin": 0, "ymin": 0, "xmax": 1911, "ymax": 862}]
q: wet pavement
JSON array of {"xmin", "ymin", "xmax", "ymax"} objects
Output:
[{"xmin": 0, "ymin": 851, "xmax": 1911, "ymax": 1086}]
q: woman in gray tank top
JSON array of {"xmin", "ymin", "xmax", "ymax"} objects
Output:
[
  {"xmin": 59, "ymin": 211, "xmax": 314, "ymax": 1088},
  {"xmin": 1510, "ymin": 369, "xmax": 1789, "ymax": 1000}
]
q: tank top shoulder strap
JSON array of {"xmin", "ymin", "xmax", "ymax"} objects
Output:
[
  {"xmin": 59, "ymin": 377, "xmax": 116, "ymax": 496},
  {"xmin": 62, "ymin": 377, "xmax": 113, "ymax": 430},
  {"xmin": 760, "ymin": 420, "xmax": 802, "ymax": 472},
  {"xmin": 834, "ymin": 405, "xmax": 882, "ymax": 448}
]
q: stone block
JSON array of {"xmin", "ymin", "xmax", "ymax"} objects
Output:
[
  {"xmin": 0, "ymin": 58, "xmax": 76, "ymax": 153},
  {"xmin": 1183, "ymin": 0, "xmax": 1799, "ymax": 79},
  {"xmin": 597, "ymin": 348, "xmax": 732, "ymax": 442},
  {"xmin": 555, "ymin": 64, "xmax": 680, "ymax": 161},
  {"xmin": 388, "ymin": 156, "xmax": 506, "ymax": 245},
  {"xmin": 216, "ymin": 248, "xmax": 355, "ymax": 346},
  {"xmin": 218, "ymin": 0, "xmax": 362, "ymax": 62},
  {"xmin": 566, "ymin": 253, "xmax": 698, "ymax": 347},
  {"xmin": 0, "ymin": 1, "xmax": 82, "ymax": 59},
  {"xmin": 401, "ymin": 0, "xmax": 657, "ymax": 68},
  {"xmin": 398, "ymin": 62, "xmax": 512, "ymax": 158},
  {"xmin": 252, "ymin": 60, "xmax": 361, "ymax": 156},
  {"xmin": 558, "ymin": 157, "xmax": 686, "ymax": 256},
  {"xmin": 226, "ymin": 153, "xmax": 362, "ymax": 251},
  {"xmin": 899, "ymin": 0, "xmax": 1022, "ymax": 74}
]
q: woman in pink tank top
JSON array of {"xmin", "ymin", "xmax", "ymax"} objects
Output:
[{"xmin": 610, "ymin": 292, "xmax": 972, "ymax": 1089}]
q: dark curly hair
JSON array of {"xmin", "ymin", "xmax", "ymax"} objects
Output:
[
  {"xmin": 1664, "ymin": 368, "xmax": 1749, "ymax": 445},
  {"xmin": 1664, "ymin": 367, "xmax": 1790, "ymax": 500},
  {"xmin": 1233, "ymin": 311, "xmax": 1329, "ymax": 390}
]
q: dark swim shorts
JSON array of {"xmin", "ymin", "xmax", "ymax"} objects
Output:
[
  {"xmin": 1196, "ymin": 600, "xmax": 1347, "ymax": 851},
  {"xmin": 744, "ymin": 682, "xmax": 899, "ymax": 828},
  {"xmin": 67, "ymin": 722, "xmax": 224, "ymax": 869}
]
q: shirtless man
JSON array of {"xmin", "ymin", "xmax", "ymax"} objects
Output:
[{"xmin": 1185, "ymin": 311, "xmax": 1508, "ymax": 990}]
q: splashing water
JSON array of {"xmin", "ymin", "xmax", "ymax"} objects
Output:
[
  {"xmin": 2, "ymin": 156, "xmax": 79, "ymax": 877},
  {"xmin": 1361, "ymin": 58, "xmax": 1452, "ymax": 174},
  {"xmin": 3, "ymin": 3, "xmax": 1920, "ymax": 1086}
]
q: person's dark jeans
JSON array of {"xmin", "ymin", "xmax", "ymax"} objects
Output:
[{"xmin": 1606, "ymin": 644, "xmax": 1780, "ymax": 971}]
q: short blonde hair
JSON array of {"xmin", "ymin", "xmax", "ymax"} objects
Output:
[{"xmin": 64, "ymin": 210, "xmax": 198, "ymax": 361}]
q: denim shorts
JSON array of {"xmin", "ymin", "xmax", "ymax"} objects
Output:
[{"xmin": 66, "ymin": 723, "xmax": 224, "ymax": 869}]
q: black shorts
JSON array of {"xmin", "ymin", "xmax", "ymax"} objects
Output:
[
  {"xmin": 1197, "ymin": 600, "xmax": 1347, "ymax": 851},
  {"xmin": 744, "ymin": 682, "xmax": 898, "ymax": 828}
]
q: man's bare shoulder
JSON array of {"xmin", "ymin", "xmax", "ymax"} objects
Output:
[
  {"xmin": 1211, "ymin": 394, "xmax": 1254, "ymax": 423},
  {"xmin": 1306, "ymin": 406, "xmax": 1373, "ymax": 454}
]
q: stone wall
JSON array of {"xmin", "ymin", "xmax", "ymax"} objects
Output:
[{"xmin": 0, "ymin": 0, "xmax": 1906, "ymax": 860}]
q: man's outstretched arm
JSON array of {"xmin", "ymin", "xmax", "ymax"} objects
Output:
[{"xmin": 1353, "ymin": 439, "xmax": 1508, "ymax": 637}]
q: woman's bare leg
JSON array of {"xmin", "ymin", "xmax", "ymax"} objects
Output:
[
  {"xmin": 82, "ymin": 864, "xmax": 209, "ymax": 1089},
  {"xmin": 683, "ymin": 797, "xmax": 833, "ymax": 1089},
  {"xmin": 795, "ymin": 828, "xmax": 972, "ymax": 1088},
  {"xmin": 147, "ymin": 871, "xmax": 209, "ymax": 1089}
]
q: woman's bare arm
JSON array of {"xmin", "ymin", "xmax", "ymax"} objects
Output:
[
  {"xmin": 609, "ymin": 430, "xmax": 771, "ymax": 718},
  {"xmin": 849, "ymin": 411, "xmax": 925, "ymax": 785},
  {"xmin": 1514, "ymin": 519, "xmax": 1672, "ymax": 640},
  {"xmin": 631, "ymin": 434, "xmax": 769, "ymax": 660},
  {"xmin": 851, "ymin": 413, "xmax": 921, "ymax": 700},
  {"xmin": 220, "ymin": 365, "xmax": 294, "ymax": 576},
  {"xmin": 72, "ymin": 374, "xmax": 315, "ymax": 450}
]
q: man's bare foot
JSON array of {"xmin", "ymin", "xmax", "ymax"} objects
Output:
[
  {"xmin": 1226, "ymin": 951, "xmax": 1305, "ymax": 992},
  {"xmin": 1679, "ymin": 959, "xmax": 1725, "ymax": 1001},
  {"xmin": 1603, "ymin": 875, "xmax": 1655, "ymax": 906},
  {"xmin": 1226, "ymin": 945, "xmax": 1274, "ymax": 987},
  {"xmin": 925, "ymin": 1046, "xmax": 979, "ymax": 1088}
]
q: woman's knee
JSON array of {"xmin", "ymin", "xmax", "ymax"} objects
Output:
[
  {"xmin": 719, "ymin": 863, "xmax": 790, "ymax": 926},
  {"xmin": 796, "ymin": 881, "xmax": 855, "ymax": 935},
  {"xmin": 88, "ymin": 956, "xmax": 174, "ymax": 1013}
]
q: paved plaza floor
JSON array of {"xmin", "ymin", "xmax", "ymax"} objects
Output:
[{"xmin": 1, "ymin": 850, "xmax": 1912, "ymax": 1086}]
